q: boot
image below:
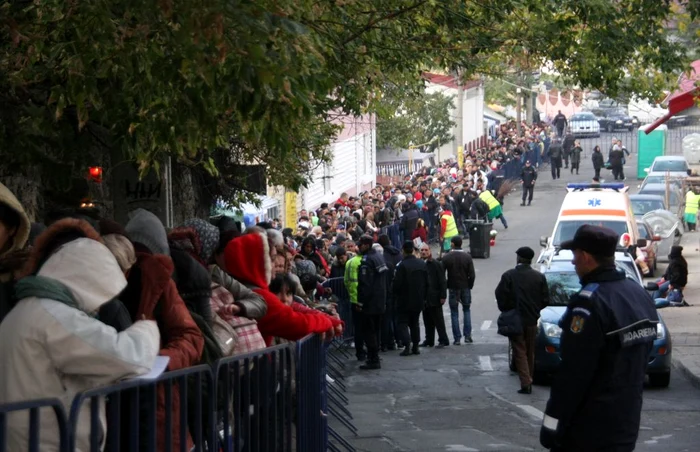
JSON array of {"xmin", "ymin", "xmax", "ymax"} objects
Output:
[
  {"xmin": 360, "ymin": 360, "xmax": 381, "ymax": 370},
  {"xmin": 412, "ymin": 344, "xmax": 420, "ymax": 355},
  {"xmin": 527, "ymin": 201, "xmax": 531, "ymax": 206},
  {"xmin": 517, "ymin": 385, "xmax": 532, "ymax": 394},
  {"xmin": 399, "ymin": 346, "xmax": 412, "ymax": 356},
  {"xmin": 520, "ymin": 202, "xmax": 526, "ymax": 206}
]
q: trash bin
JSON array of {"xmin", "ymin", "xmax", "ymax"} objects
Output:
[{"xmin": 468, "ymin": 221, "xmax": 492, "ymax": 258}]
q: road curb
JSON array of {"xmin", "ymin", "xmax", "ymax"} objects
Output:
[{"xmin": 672, "ymin": 355, "xmax": 700, "ymax": 390}]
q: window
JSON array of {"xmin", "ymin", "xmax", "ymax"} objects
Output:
[
  {"xmin": 631, "ymin": 199, "xmax": 664, "ymax": 216},
  {"xmin": 544, "ymin": 271, "xmax": 581, "ymax": 306},
  {"xmin": 637, "ymin": 223, "xmax": 650, "ymax": 239},
  {"xmin": 651, "ymin": 160, "xmax": 688, "ymax": 172},
  {"xmin": 552, "ymin": 220, "xmax": 627, "ymax": 246}
]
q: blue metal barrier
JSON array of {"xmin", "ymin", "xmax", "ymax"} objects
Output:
[
  {"xmin": 2, "ymin": 334, "xmax": 342, "ymax": 452},
  {"xmin": 68, "ymin": 365, "xmax": 215, "ymax": 452},
  {"xmin": 296, "ymin": 335, "xmax": 327, "ymax": 452},
  {"xmin": 0, "ymin": 398, "xmax": 69, "ymax": 452},
  {"xmin": 322, "ymin": 277, "xmax": 353, "ymax": 344},
  {"xmin": 214, "ymin": 344, "xmax": 294, "ymax": 452}
]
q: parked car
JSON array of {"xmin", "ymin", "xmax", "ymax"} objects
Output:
[
  {"xmin": 638, "ymin": 183, "xmax": 684, "ymax": 221},
  {"xmin": 568, "ymin": 112, "xmax": 601, "ymax": 138},
  {"xmin": 643, "ymin": 155, "xmax": 691, "ymax": 179},
  {"xmin": 636, "ymin": 221, "xmax": 660, "ymax": 276},
  {"xmin": 642, "ymin": 209, "xmax": 683, "ymax": 262},
  {"xmin": 629, "ymin": 194, "xmax": 666, "ymax": 219},
  {"xmin": 639, "ymin": 175, "xmax": 683, "ymax": 191},
  {"xmin": 522, "ymin": 249, "xmax": 673, "ymax": 387},
  {"xmin": 594, "ymin": 108, "xmax": 639, "ymax": 132}
]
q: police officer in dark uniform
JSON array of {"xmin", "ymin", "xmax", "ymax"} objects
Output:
[
  {"xmin": 540, "ymin": 225, "xmax": 659, "ymax": 451},
  {"xmin": 356, "ymin": 235, "xmax": 389, "ymax": 370}
]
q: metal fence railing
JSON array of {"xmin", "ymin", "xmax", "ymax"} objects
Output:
[
  {"xmin": 0, "ymin": 333, "xmax": 350, "ymax": 452},
  {"xmin": 0, "ymin": 398, "xmax": 70, "ymax": 452}
]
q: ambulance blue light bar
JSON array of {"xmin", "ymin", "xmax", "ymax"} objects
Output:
[{"xmin": 567, "ymin": 183, "xmax": 625, "ymax": 191}]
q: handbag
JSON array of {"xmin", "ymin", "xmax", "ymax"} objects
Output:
[
  {"xmin": 210, "ymin": 283, "xmax": 267, "ymax": 354},
  {"xmin": 497, "ymin": 275, "xmax": 523, "ymax": 337}
]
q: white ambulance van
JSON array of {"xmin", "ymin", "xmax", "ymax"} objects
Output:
[{"xmin": 538, "ymin": 183, "xmax": 640, "ymax": 262}]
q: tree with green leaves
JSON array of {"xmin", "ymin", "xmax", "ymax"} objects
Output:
[
  {"xmin": 1, "ymin": 0, "xmax": 697, "ymax": 219},
  {"xmin": 377, "ymin": 88, "xmax": 455, "ymax": 153}
]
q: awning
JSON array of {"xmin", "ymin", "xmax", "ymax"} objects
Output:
[{"xmin": 644, "ymin": 90, "xmax": 698, "ymax": 134}]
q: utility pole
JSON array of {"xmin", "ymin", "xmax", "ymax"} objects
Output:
[
  {"xmin": 455, "ymin": 71, "xmax": 464, "ymax": 156},
  {"xmin": 516, "ymin": 87, "xmax": 522, "ymax": 134}
]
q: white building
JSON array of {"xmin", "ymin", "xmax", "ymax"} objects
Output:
[
  {"xmin": 424, "ymin": 73, "xmax": 485, "ymax": 162},
  {"xmin": 267, "ymin": 114, "xmax": 376, "ymax": 227}
]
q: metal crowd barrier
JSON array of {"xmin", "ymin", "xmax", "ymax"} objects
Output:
[
  {"xmin": 69, "ymin": 364, "xmax": 215, "ymax": 452},
  {"xmin": 0, "ymin": 335, "xmax": 346, "ymax": 452},
  {"xmin": 215, "ymin": 344, "xmax": 294, "ymax": 452},
  {"xmin": 0, "ymin": 398, "xmax": 69, "ymax": 452}
]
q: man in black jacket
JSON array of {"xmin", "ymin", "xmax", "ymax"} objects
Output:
[
  {"xmin": 540, "ymin": 225, "xmax": 659, "ymax": 451},
  {"xmin": 393, "ymin": 241, "xmax": 429, "ymax": 356},
  {"xmin": 419, "ymin": 243, "xmax": 449, "ymax": 348},
  {"xmin": 378, "ymin": 234, "xmax": 403, "ymax": 350},
  {"xmin": 441, "ymin": 236, "xmax": 476, "ymax": 345},
  {"xmin": 495, "ymin": 247, "xmax": 549, "ymax": 394},
  {"xmin": 399, "ymin": 203, "xmax": 419, "ymax": 243},
  {"xmin": 609, "ymin": 144, "xmax": 625, "ymax": 180},
  {"xmin": 553, "ymin": 110, "xmax": 567, "ymax": 137},
  {"xmin": 357, "ymin": 235, "xmax": 389, "ymax": 370},
  {"xmin": 548, "ymin": 139, "xmax": 563, "ymax": 180},
  {"xmin": 520, "ymin": 160, "xmax": 538, "ymax": 206}
]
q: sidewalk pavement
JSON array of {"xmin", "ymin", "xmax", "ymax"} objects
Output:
[{"xmin": 659, "ymin": 232, "xmax": 700, "ymax": 389}]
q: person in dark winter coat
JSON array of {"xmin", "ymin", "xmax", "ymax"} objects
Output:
[
  {"xmin": 329, "ymin": 247, "xmax": 348, "ymax": 279},
  {"xmin": 392, "ymin": 241, "xmax": 428, "ymax": 356},
  {"xmin": 548, "ymin": 139, "xmax": 563, "ymax": 179},
  {"xmin": 553, "ymin": 110, "xmax": 567, "ymax": 137},
  {"xmin": 378, "ymin": 234, "xmax": 402, "ymax": 350},
  {"xmin": 562, "ymin": 133, "xmax": 575, "ymax": 169},
  {"xmin": 520, "ymin": 160, "xmax": 538, "ymax": 206},
  {"xmin": 419, "ymin": 243, "xmax": 449, "ymax": 347},
  {"xmin": 356, "ymin": 235, "xmax": 389, "ymax": 370},
  {"xmin": 441, "ymin": 236, "xmax": 476, "ymax": 345},
  {"xmin": 400, "ymin": 203, "xmax": 419, "ymax": 242},
  {"xmin": 124, "ymin": 208, "xmax": 205, "ymax": 452},
  {"xmin": 609, "ymin": 145, "xmax": 625, "ymax": 180},
  {"xmin": 495, "ymin": 247, "xmax": 550, "ymax": 394},
  {"xmin": 591, "ymin": 145, "xmax": 604, "ymax": 179},
  {"xmin": 570, "ymin": 141, "xmax": 583, "ymax": 174},
  {"xmin": 653, "ymin": 245, "xmax": 688, "ymax": 301}
]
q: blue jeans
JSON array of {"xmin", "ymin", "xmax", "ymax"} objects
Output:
[
  {"xmin": 448, "ymin": 289, "xmax": 472, "ymax": 340},
  {"xmin": 652, "ymin": 280, "xmax": 671, "ymax": 300}
]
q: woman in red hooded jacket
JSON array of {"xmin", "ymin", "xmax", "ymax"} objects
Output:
[{"xmin": 223, "ymin": 232, "xmax": 339, "ymax": 345}]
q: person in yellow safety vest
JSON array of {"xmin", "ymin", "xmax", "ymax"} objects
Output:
[
  {"xmin": 344, "ymin": 253, "xmax": 366, "ymax": 360},
  {"xmin": 684, "ymin": 188, "xmax": 700, "ymax": 231},
  {"xmin": 478, "ymin": 189, "xmax": 508, "ymax": 229},
  {"xmin": 439, "ymin": 208, "xmax": 459, "ymax": 254}
]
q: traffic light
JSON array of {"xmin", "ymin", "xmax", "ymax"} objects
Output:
[{"xmin": 87, "ymin": 166, "xmax": 103, "ymax": 183}]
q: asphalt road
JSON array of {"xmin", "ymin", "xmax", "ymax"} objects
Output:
[{"xmin": 334, "ymin": 150, "xmax": 700, "ymax": 451}]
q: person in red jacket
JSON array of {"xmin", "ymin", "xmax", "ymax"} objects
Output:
[{"xmin": 223, "ymin": 232, "xmax": 339, "ymax": 345}]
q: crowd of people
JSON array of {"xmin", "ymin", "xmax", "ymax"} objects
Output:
[{"xmin": 0, "ymin": 182, "xmax": 345, "ymax": 451}]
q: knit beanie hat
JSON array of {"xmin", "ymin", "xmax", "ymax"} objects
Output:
[{"xmin": 125, "ymin": 208, "xmax": 169, "ymax": 256}]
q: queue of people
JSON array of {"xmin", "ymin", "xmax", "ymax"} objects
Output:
[{"xmin": 0, "ymin": 182, "xmax": 344, "ymax": 451}]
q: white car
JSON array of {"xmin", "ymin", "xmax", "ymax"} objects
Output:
[
  {"xmin": 568, "ymin": 112, "xmax": 601, "ymax": 138},
  {"xmin": 643, "ymin": 155, "xmax": 690, "ymax": 179}
]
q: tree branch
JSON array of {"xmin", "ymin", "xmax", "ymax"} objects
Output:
[{"xmin": 342, "ymin": 1, "xmax": 428, "ymax": 45}]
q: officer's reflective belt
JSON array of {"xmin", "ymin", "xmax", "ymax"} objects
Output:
[
  {"xmin": 543, "ymin": 414, "xmax": 558, "ymax": 431},
  {"xmin": 607, "ymin": 318, "xmax": 659, "ymax": 347}
]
